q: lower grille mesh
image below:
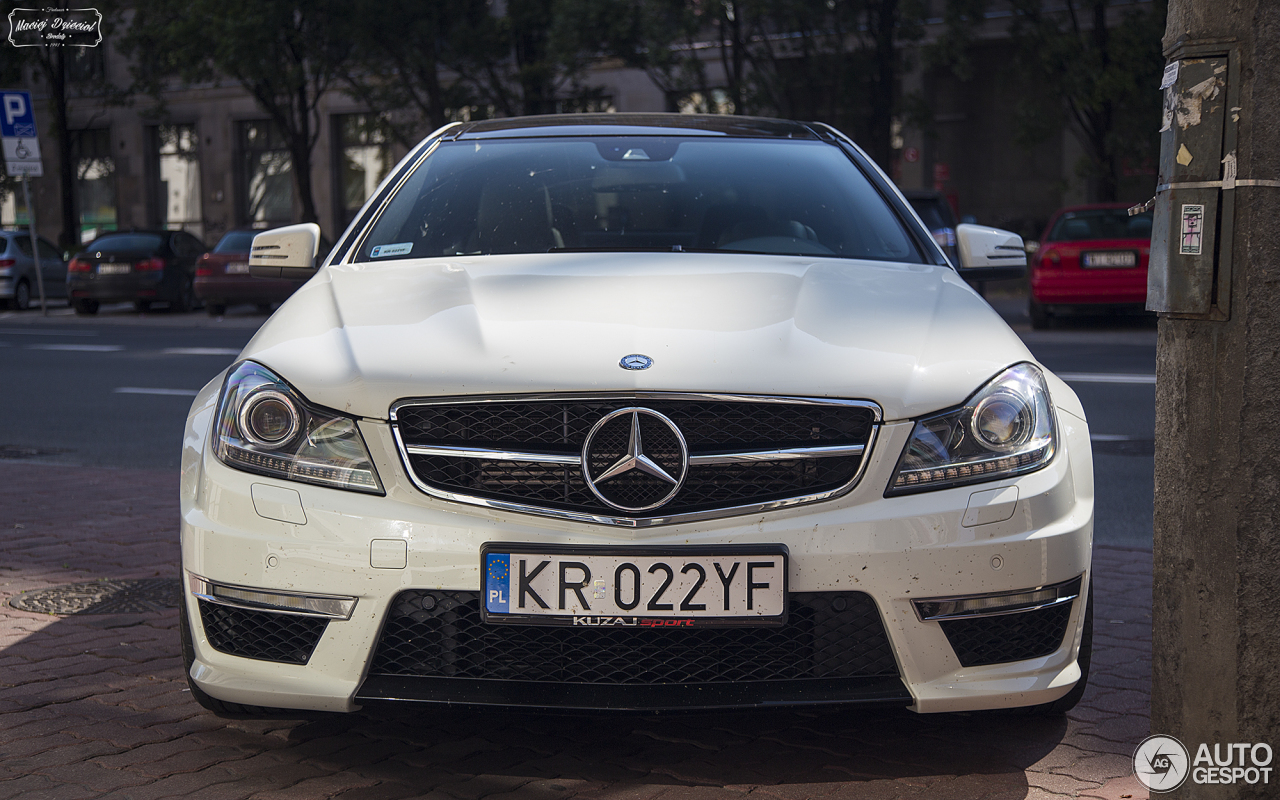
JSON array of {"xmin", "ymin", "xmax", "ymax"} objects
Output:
[
  {"xmin": 940, "ymin": 604, "xmax": 1074, "ymax": 667},
  {"xmin": 198, "ymin": 600, "xmax": 328, "ymax": 665},
  {"xmin": 369, "ymin": 590, "xmax": 898, "ymax": 684}
]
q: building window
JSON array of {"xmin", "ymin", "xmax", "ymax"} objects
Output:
[
  {"xmin": 67, "ymin": 46, "xmax": 105, "ymax": 84},
  {"xmin": 671, "ymin": 89, "xmax": 735, "ymax": 115},
  {"xmin": 332, "ymin": 114, "xmax": 391, "ymax": 230},
  {"xmin": 555, "ymin": 94, "xmax": 615, "ymax": 114},
  {"xmin": 238, "ymin": 121, "xmax": 293, "ymax": 226},
  {"xmin": 73, "ymin": 128, "xmax": 116, "ymax": 243},
  {"xmin": 149, "ymin": 124, "xmax": 203, "ymax": 240}
]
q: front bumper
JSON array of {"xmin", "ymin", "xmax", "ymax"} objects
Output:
[{"xmin": 179, "ymin": 379, "xmax": 1094, "ymax": 714}]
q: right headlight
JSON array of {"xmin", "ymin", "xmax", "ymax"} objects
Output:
[
  {"xmin": 214, "ymin": 361, "xmax": 383, "ymax": 494},
  {"xmin": 886, "ymin": 362, "xmax": 1056, "ymax": 495}
]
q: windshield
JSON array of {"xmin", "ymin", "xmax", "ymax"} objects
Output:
[
  {"xmin": 1048, "ymin": 209, "xmax": 1153, "ymax": 242},
  {"xmin": 86, "ymin": 233, "xmax": 163, "ymax": 254},
  {"xmin": 355, "ymin": 137, "xmax": 921, "ymax": 263},
  {"xmin": 214, "ymin": 231, "xmax": 258, "ymax": 253}
]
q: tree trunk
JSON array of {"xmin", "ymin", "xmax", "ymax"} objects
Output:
[
  {"xmin": 41, "ymin": 48, "xmax": 78, "ymax": 251},
  {"xmin": 867, "ymin": 0, "xmax": 899, "ymax": 172},
  {"xmin": 290, "ymin": 86, "xmax": 319, "ymax": 225}
]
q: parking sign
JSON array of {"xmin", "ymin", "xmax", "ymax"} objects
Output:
[{"xmin": 2, "ymin": 90, "xmax": 43, "ymax": 176}]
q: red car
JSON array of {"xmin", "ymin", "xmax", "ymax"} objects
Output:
[
  {"xmin": 194, "ymin": 229, "xmax": 303, "ymax": 316},
  {"xmin": 1028, "ymin": 203, "xmax": 1153, "ymax": 329}
]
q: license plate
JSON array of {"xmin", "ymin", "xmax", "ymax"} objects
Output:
[
  {"xmin": 1082, "ymin": 251, "xmax": 1137, "ymax": 268},
  {"xmin": 481, "ymin": 544, "xmax": 788, "ymax": 627},
  {"xmin": 97, "ymin": 263, "xmax": 130, "ymax": 275},
  {"xmin": 226, "ymin": 261, "xmax": 250, "ymax": 274}
]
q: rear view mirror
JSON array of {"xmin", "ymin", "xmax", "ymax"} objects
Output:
[
  {"xmin": 249, "ymin": 223, "xmax": 322, "ymax": 280},
  {"xmin": 955, "ymin": 223, "xmax": 1028, "ymax": 281}
]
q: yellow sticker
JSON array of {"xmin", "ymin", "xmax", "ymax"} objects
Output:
[{"xmin": 1176, "ymin": 144, "xmax": 1194, "ymax": 166}]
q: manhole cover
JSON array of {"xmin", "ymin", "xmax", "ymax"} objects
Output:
[{"xmin": 8, "ymin": 578, "xmax": 181, "ymax": 615}]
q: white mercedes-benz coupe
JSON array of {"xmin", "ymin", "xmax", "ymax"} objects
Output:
[{"xmin": 179, "ymin": 114, "xmax": 1093, "ymax": 716}]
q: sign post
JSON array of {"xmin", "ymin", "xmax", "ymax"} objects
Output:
[{"xmin": 2, "ymin": 90, "xmax": 47, "ymax": 315}]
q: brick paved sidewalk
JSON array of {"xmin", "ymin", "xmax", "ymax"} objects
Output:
[{"xmin": 0, "ymin": 463, "xmax": 1151, "ymax": 800}]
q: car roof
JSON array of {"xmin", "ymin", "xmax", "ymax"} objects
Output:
[{"xmin": 450, "ymin": 113, "xmax": 824, "ymax": 141}]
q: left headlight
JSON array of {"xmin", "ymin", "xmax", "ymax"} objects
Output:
[
  {"xmin": 214, "ymin": 361, "xmax": 383, "ymax": 494},
  {"xmin": 886, "ymin": 362, "xmax": 1056, "ymax": 495}
]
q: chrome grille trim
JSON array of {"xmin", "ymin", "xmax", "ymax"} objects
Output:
[
  {"xmin": 391, "ymin": 392, "xmax": 881, "ymax": 528},
  {"xmin": 403, "ymin": 442, "xmax": 865, "ymax": 466},
  {"xmin": 403, "ymin": 444, "xmax": 581, "ymax": 464},
  {"xmin": 390, "ymin": 392, "xmax": 883, "ymax": 421},
  {"xmin": 687, "ymin": 444, "xmax": 866, "ymax": 465}
]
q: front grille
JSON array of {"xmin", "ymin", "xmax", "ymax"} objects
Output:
[
  {"xmin": 368, "ymin": 590, "xmax": 899, "ymax": 684},
  {"xmin": 394, "ymin": 396, "xmax": 877, "ymax": 521},
  {"xmin": 198, "ymin": 600, "xmax": 328, "ymax": 665},
  {"xmin": 939, "ymin": 603, "xmax": 1074, "ymax": 667}
]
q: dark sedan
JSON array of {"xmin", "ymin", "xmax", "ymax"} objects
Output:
[
  {"xmin": 68, "ymin": 230, "xmax": 208, "ymax": 315},
  {"xmin": 194, "ymin": 228, "xmax": 310, "ymax": 316}
]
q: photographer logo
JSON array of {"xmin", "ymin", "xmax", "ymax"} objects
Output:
[
  {"xmin": 1134, "ymin": 735, "xmax": 1189, "ymax": 792},
  {"xmin": 1135, "ymin": 735, "xmax": 1274, "ymax": 791}
]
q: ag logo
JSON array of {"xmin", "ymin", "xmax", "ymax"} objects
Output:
[{"xmin": 1134, "ymin": 734, "xmax": 1190, "ymax": 792}]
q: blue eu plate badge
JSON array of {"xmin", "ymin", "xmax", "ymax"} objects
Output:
[{"xmin": 485, "ymin": 553, "xmax": 510, "ymax": 613}]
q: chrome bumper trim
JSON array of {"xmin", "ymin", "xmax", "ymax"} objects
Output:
[{"xmin": 188, "ymin": 574, "xmax": 357, "ymax": 620}]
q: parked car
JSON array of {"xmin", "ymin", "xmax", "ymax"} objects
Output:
[
  {"xmin": 67, "ymin": 229, "xmax": 208, "ymax": 315},
  {"xmin": 1028, "ymin": 203, "xmax": 1153, "ymax": 329},
  {"xmin": 0, "ymin": 230, "xmax": 68, "ymax": 310},
  {"xmin": 902, "ymin": 189, "xmax": 959, "ymax": 264},
  {"xmin": 179, "ymin": 114, "xmax": 1093, "ymax": 719},
  {"xmin": 195, "ymin": 228, "xmax": 328, "ymax": 316}
]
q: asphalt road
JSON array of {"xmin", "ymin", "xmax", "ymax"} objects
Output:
[{"xmin": 0, "ymin": 294, "xmax": 1156, "ymax": 549}]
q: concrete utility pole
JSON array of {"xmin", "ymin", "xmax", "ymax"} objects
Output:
[{"xmin": 1150, "ymin": 1, "xmax": 1280, "ymax": 798}]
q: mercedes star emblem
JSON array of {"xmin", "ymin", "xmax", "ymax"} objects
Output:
[
  {"xmin": 619, "ymin": 354, "xmax": 653, "ymax": 371},
  {"xmin": 581, "ymin": 407, "xmax": 688, "ymax": 512}
]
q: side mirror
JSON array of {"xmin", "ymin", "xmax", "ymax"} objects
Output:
[
  {"xmin": 249, "ymin": 223, "xmax": 322, "ymax": 280},
  {"xmin": 955, "ymin": 223, "xmax": 1028, "ymax": 281}
]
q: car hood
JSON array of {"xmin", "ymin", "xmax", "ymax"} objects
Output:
[{"xmin": 241, "ymin": 253, "xmax": 1034, "ymax": 422}]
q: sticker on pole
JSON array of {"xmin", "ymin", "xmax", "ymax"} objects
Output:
[{"xmin": 1180, "ymin": 204, "xmax": 1205, "ymax": 256}]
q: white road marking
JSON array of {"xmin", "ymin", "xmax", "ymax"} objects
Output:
[
  {"xmin": 114, "ymin": 387, "xmax": 199, "ymax": 397},
  {"xmin": 0, "ymin": 328, "xmax": 96, "ymax": 336},
  {"xmin": 161, "ymin": 347, "xmax": 241, "ymax": 356},
  {"xmin": 27, "ymin": 344, "xmax": 124, "ymax": 352},
  {"xmin": 1091, "ymin": 434, "xmax": 1141, "ymax": 442},
  {"xmin": 1058, "ymin": 372, "xmax": 1156, "ymax": 385}
]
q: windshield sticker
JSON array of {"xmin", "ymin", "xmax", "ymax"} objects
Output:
[{"xmin": 370, "ymin": 242, "xmax": 413, "ymax": 258}]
